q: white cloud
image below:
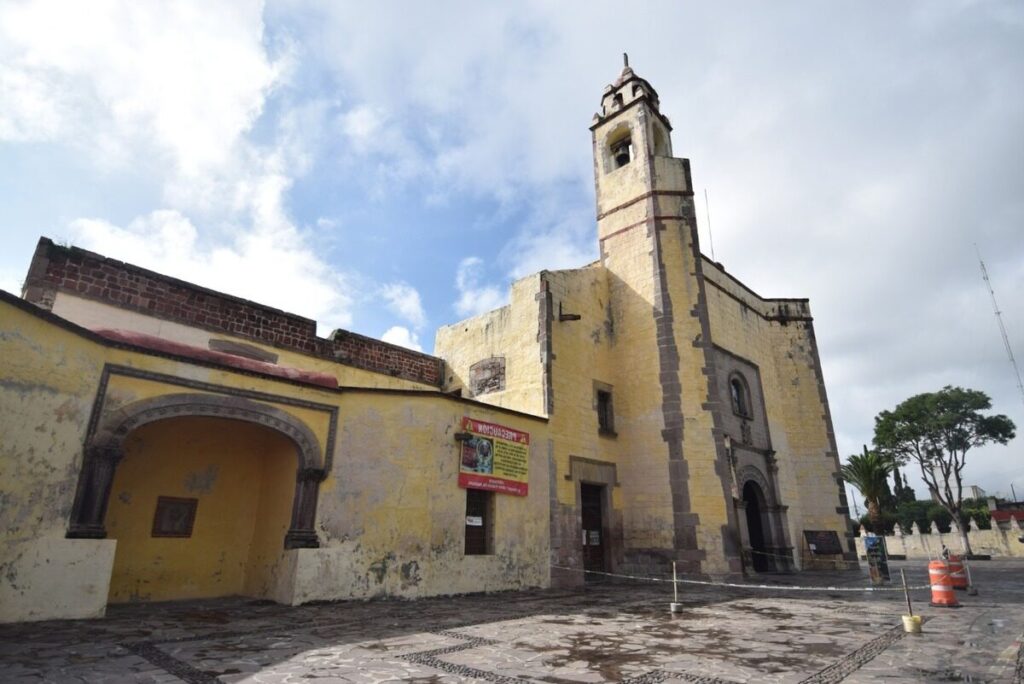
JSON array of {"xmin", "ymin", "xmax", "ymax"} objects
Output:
[
  {"xmin": 380, "ymin": 282, "xmax": 426, "ymax": 329},
  {"xmin": 341, "ymin": 105, "xmax": 383, "ymax": 146},
  {"xmin": 381, "ymin": 325, "xmax": 422, "ymax": 352},
  {"xmin": 0, "ymin": 1, "xmax": 362, "ymax": 337},
  {"xmin": 0, "ymin": 0, "xmax": 285, "ymax": 175},
  {"xmin": 454, "ymin": 256, "xmax": 506, "ymax": 318},
  {"xmin": 70, "ymin": 209, "xmax": 354, "ymax": 333},
  {"xmin": 503, "ymin": 207, "xmax": 597, "ymax": 280},
  {"xmin": 0, "ymin": 66, "xmax": 65, "ymax": 140}
]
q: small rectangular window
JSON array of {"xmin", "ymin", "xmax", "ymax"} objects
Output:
[
  {"xmin": 465, "ymin": 489, "xmax": 493, "ymax": 555},
  {"xmin": 596, "ymin": 389, "xmax": 615, "ymax": 435}
]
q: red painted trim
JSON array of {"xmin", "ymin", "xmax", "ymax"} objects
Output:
[{"xmin": 92, "ymin": 328, "xmax": 338, "ymax": 389}]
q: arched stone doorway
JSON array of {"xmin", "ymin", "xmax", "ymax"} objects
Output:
[
  {"xmin": 66, "ymin": 393, "xmax": 325, "ymax": 603},
  {"xmin": 743, "ymin": 480, "xmax": 770, "ymax": 572}
]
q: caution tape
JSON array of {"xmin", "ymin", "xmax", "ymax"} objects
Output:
[{"xmin": 551, "ymin": 564, "xmax": 931, "ymax": 593}]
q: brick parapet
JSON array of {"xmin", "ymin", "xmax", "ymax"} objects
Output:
[
  {"xmin": 24, "ymin": 238, "xmax": 444, "ymax": 387},
  {"xmin": 325, "ymin": 329, "xmax": 443, "ymax": 385}
]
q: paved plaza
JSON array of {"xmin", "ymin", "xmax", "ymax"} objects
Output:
[{"xmin": 0, "ymin": 560, "xmax": 1021, "ymax": 683}]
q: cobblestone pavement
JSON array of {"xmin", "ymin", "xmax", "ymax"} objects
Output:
[{"xmin": 1, "ymin": 560, "xmax": 1021, "ymax": 683}]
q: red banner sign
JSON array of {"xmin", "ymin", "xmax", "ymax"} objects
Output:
[{"xmin": 458, "ymin": 417, "xmax": 529, "ymax": 496}]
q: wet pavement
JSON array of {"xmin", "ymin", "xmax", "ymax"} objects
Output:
[{"xmin": 0, "ymin": 560, "xmax": 1021, "ymax": 683}]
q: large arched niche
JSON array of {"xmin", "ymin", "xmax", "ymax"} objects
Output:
[{"xmin": 67, "ymin": 393, "xmax": 324, "ymax": 551}]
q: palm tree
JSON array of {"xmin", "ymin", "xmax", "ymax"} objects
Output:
[{"xmin": 841, "ymin": 445, "xmax": 895, "ymax": 534}]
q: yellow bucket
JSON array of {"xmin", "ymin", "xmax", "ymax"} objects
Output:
[{"xmin": 902, "ymin": 615, "xmax": 922, "ymax": 634}]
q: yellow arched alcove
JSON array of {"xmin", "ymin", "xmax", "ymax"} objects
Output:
[{"xmin": 105, "ymin": 416, "xmax": 297, "ymax": 603}]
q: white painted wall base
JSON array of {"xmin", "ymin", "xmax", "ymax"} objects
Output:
[{"xmin": 0, "ymin": 538, "xmax": 117, "ymax": 623}]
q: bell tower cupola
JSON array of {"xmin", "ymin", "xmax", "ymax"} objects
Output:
[{"xmin": 591, "ymin": 55, "xmax": 691, "ymax": 245}]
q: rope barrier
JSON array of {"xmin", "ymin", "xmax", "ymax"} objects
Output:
[{"xmin": 550, "ymin": 564, "xmax": 931, "ymax": 593}]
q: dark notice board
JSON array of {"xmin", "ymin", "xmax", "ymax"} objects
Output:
[{"xmin": 803, "ymin": 530, "xmax": 843, "ymax": 555}]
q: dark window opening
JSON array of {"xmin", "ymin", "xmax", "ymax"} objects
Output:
[
  {"xmin": 613, "ymin": 93, "xmax": 624, "ymax": 108},
  {"xmin": 730, "ymin": 376, "xmax": 751, "ymax": 418},
  {"xmin": 596, "ymin": 390, "xmax": 615, "ymax": 435},
  {"xmin": 611, "ymin": 138, "xmax": 632, "ymax": 168},
  {"xmin": 464, "ymin": 488, "xmax": 493, "ymax": 555}
]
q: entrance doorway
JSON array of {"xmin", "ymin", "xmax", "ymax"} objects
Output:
[
  {"xmin": 743, "ymin": 481, "xmax": 770, "ymax": 572},
  {"xmin": 581, "ymin": 483, "xmax": 606, "ymax": 576}
]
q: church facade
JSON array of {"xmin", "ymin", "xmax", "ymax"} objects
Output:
[
  {"xmin": 437, "ymin": 62, "xmax": 852, "ymax": 581},
  {"xmin": 0, "ymin": 64, "xmax": 851, "ymax": 623}
]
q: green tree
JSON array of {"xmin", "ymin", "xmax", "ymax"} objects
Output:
[
  {"xmin": 841, "ymin": 445, "xmax": 894, "ymax": 534},
  {"xmin": 891, "ymin": 464, "xmax": 916, "ymax": 505},
  {"xmin": 873, "ymin": 386, "xmax": 1015, "ymax": 556}
]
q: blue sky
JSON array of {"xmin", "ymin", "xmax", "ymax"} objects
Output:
[{"xmin": 1, "ymin": 1, "xmax": 1022, "ymax": 505}]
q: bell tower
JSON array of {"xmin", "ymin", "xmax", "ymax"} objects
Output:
[
  {"xmin": 591, "ymin": 54, "xmax": 688, "ymax": 246},
  {"xmin": 589, "ymin": 56, "xmax": 741, "ymax": 577}
]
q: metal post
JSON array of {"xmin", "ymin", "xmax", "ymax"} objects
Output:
[
  {"xmin": 900, "ymin": 569, "xmax": 913, "ymax": 617},
  {"xmin": 965, "ymin": 558, "xmax": 978, "ymax": 596},
  {"xmin": 900, "ymin": 568, "xmax": 922, "ymax": 634},
  {"xmin": 670, "ymin": 561, "xmax": 682, "ymax": 613}
]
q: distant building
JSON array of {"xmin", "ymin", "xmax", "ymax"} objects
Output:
[{"xmin": 0, "ymin": 61, "xmax": 851, "ymax": 623}]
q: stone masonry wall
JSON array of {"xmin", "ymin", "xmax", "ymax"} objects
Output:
[{"xmin": 22, "ymin": 238, "xmax": 443, "ymax": 386}]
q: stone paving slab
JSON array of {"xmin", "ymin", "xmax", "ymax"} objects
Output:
[{"xmin": 0, "ymin": 560, "xmax": 1021, "ymax": 683}]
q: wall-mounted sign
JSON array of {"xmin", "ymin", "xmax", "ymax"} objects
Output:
[
  {"xmin": 803, "ymin": 530, "xmax": 843, "ymax": 555},
  {"xmin": 458, "ymin": 417, "xmax": 529, "ymax": 496},
  {"xmin": 466, "ymin": 516, "xmax": 483, "ymax": 527}
]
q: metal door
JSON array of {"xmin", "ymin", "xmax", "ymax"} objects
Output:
[{"xmin": 581, "ymin": 483, "xmax": 606, "ymax": 574}]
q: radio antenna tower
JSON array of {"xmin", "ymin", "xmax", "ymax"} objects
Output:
[
  {"xmin": 704, "ymin": 188, "xmax": 716, "ymax": 262},
  {"xmin": 976, "ymin": 245, "xmax": 1024, "ymax": 410}
]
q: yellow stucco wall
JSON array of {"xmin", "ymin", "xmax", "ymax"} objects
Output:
[
  {"xmin": 0, "ymin": 300, "xmax": 118, "ymax": 622},
  {"xmin": 1, "ymin": 295, "xmax": 551, "ymax": 621},
  {"xmin": 435, "ymin": 274, "xmax": 546, "ymax": 416},
  {"xmin": 702, "ymin": 259, "xmax": 849, "ymax": 559},
  {"xmin": 302, "ymin": 392, "xmax": 550, "ymax": 602},
  {"xmin": 544, "ymin": 266, "xmax": 621, "ymax": 508},
  {"xmin": 106, "ymin": 417, "xmax": 295, "ymax": 603}
]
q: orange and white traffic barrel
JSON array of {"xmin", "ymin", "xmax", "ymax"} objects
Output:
[
  {"xmin": 929, "ymin": 560, "xmax": 960, "ymax": 607},
  {"xmin": 947, "ymin": 555, "xmax": 968, "ymax": 590}
]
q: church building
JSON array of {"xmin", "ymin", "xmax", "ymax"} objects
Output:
[
  {"xmin": 0, "ymin": 62, "xmax": 852, "ymax": 623},
  {"xmin": 436, "ymin": 59, "xmax": 852, "ymax": 580}
]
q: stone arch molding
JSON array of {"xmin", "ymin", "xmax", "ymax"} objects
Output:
[
  {"xmin": 68, "ymin": 393, "xmax": 324, "ymax": 549},
  {"xmin": 736, "ymin": 465, "xmax": 774, "ymax": 507},
  {"xmin": 93, "ymin": 393, "xmax": 323, "ymax": 470}
]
